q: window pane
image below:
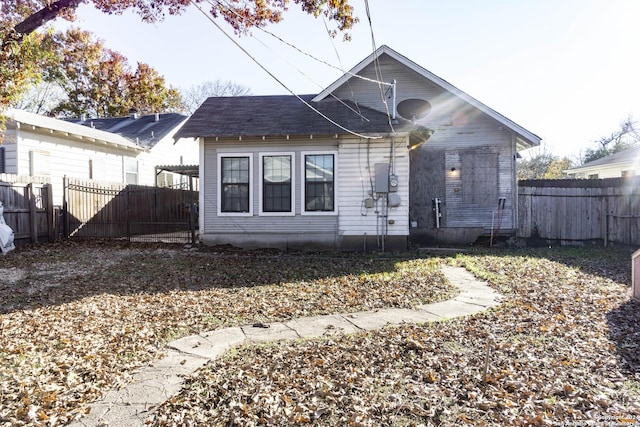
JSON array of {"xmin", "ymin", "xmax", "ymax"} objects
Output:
[
  {"xmin": 305, "ymin": 154, "xmax": 334, "ymax": 211},
  {"xmin": 221, "ymin": 157, "xmax": 250, "ymax": 212},
  {"xmin": 222, "ymin": 157, "xmax": 249, "ymax": 183},
  {"xmin": 263, "ymin": 155, "xmax": 292, "ymax": 212},
  {"xmin": 305, "ymin": 155, "xmax": 333, "ymax": 182}
]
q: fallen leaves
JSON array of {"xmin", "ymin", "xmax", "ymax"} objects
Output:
[
  {"xmin": 146, "ymin": 247, "xmax": 640, "ymax": 426},
  {"xmin": 0, "ymin": 241, "xmax": 454, "ymax": 426}
]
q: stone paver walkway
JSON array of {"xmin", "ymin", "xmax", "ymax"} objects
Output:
[{"xmin": 69, "ymin": 266, "xmax": 501, "ymax": 427}]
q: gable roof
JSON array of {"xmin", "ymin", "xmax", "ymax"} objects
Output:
[
  {"xmin": 565, "ymin": 145, "xmax": 640, "ymax": 173},
  {"xmin": 5, "ymin": 109, "xmax": 145, "ymax": 153},
  {"xmin": 314, "ymin": 45, "xmax": 541, "ymax": 151},
  {"xmin": 68, "ymin": 113, "xmax": 188, "ymax": 148},
  {"xmin": 174, "ymin": 94, "xmax": 412, "ymax": 140}
]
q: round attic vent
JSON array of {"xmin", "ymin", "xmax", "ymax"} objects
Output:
[{"xmin": 397, "ymin": 98, "xmax": 431, "ymax": 120}]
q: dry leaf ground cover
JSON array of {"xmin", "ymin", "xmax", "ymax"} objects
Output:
[
  {"xmin": 0, "ymin": 241, "xmax": 454, "ymax": 426},
  {"xmin": 149, "ymin": 247, "xmax": 640, "ymax": 427}
]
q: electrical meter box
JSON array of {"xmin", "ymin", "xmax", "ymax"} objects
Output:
[{"xmin": 374, "ymin": 163, "xmax": 389, "ymax": 193}]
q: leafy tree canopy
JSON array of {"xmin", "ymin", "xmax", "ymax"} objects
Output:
[
  {"xmin": 517, "ymin": 141, "xmax": 574, "ymax": 180},
  {"xmin": 1, "ymin": 0, "xmax": 356, "ymax": 130},
  {"xmin": 9, "ymin": 28, "xmax": 182, "ymax": 118}
]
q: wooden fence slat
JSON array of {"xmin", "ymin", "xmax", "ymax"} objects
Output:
[{"xmin": 518, "ymin": 178, "xmax": 640, "ymax": 246}]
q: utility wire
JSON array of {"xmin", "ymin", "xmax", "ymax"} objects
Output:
[
  {"xmin": 206, "ymin": 0, "xmax": 372, "ymax": 121},
  {"xmin": 191, "ymin": 0, "xmax": 381, "ymax": 140},
  {"xmin": 364, "ymin": 0, "xmax": 395, "ymax": 134},
  {"xmin": 249, "ymin": 34, "xmax": 370, "ymax": 121},
  {"xmin": 322, "ymin": 15, "xmax": 364, "ymax": 119},
  {"xmin": 210, "ymin": 0, "xmax": 393, "ymax": 88}
]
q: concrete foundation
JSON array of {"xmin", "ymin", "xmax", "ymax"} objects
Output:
[
  {"xmin": 410, "ymin": 227, "xmax": 486, "ymax": 246},
  {"xmin": 199, "ymin": 233, "xmax": 408, "ymax": 252}
]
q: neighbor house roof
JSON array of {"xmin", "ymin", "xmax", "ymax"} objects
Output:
[
  {"xmin": 5, "ymin": 109, "xmax": 145, "ymax": 153},
  {"xmin": 174, "ymin": 94, "xmax": 413, "ymax": 140},
  {"xmin": 565, "ymin": 145, "xmax": 640, "ymax": 174},
  {"xmin": 69, "ymin": 113, "xmax": 188, "ymax": 148},
  {"xmin": 314, "ymin": 45, "xmax": 541, "ymax": 151}
]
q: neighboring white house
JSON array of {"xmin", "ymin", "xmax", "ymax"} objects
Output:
[
  {"xmin": 174, "ymin": 45, "xmax": 540, "ymax": 250},
  {"xmin": 1, "ymin": 109, "xmax": 199, "ymax": 206},
  {"xmin": 565, "ymin": 145, "xmax": 640, "ymax": 179},
  {"xmin": 69, "ymin": 112, "xmax": 199, "ymax": 188}
]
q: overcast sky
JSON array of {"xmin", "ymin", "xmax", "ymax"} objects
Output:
[{"xmin": 60, "ymin": 0, "xmax": 640, "ymax": 159}]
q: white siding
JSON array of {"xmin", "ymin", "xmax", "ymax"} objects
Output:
[
  {"xmin": 2, "ymin": 130, "xmax": 18, "ymax": 174},
  {"xmin": 332, "ymin": 54, "xmax": 519, "ymax": 233},
  {"xmin": 137, "ymin": 134, "xmax": 199, "ymax": 187},
  {"xmin": 569, "ymin": 165, "xmax": 639, "ymax": 179},
  {"xmin": 199, "ymin": 136, "xmax": 410, "ymax": 248},
  {"xmin": 332, "ymin": 54, "xmax": 470, "ymax": 136},
  {"xmin": 14, "ymin": 128, "xmax": 134, "ymax": 205},
  {"xmin": 338, "ymin": 137, "xmax": 409, "ymax": 237},
  {"xmin": 201, "ymin": 139, "xmax": 339, "ymax": 235}
]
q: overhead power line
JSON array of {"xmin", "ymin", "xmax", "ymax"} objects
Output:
[
  {"xmin": 210, "ymin": 0, "xmax": 393, "ymax": 88},
  {"xmin": 190, "ymin": 0, "xmax": 382, "ymax": 140},
  {"xmin": 364, "ymin": 0, "xmax": 395, "ymax": 134}
]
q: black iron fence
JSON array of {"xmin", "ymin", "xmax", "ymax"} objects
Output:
[{"xmin": 63, "ymin": 178, "xmax": 198, "ymax": 244}]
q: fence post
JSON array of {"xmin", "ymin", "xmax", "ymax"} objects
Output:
[
  {"xmin": 189, "ymin": 175, "xmax": 196, "ymax": 245},
  {"xmin": 126, "ymin": 186, "xmax": 131, "ymax": 241},
  {"xmin": 27, "ymin": 183, "xmax": 37, "ymax": 243},
  {"xmin": 62, "ymin": 176, "xmax": 69, "ymax": 239},
  {"xmin": 602, "ymin": 197, "xmax": 608, "ymax": 247},
  {"xmin": 45, "ymin": 183, "xmax": 54, "ymax": 242}
]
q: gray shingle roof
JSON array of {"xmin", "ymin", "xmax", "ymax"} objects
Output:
[
  {"xmin": 69, "ymin": 113, "xmax": 187, "ymax": 148},
  {"xmin": 579, "ymin": 145, "xmax": 640, "ymax": 168},
  {"xmin": 174, "ymin": 94, "xmax": 410, "ymax": 139}
]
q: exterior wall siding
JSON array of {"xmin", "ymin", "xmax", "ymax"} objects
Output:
[
  {"xmin": 331, "ymin": 54, "xmax": 520, "ymax": 241},
  {"xmin": 13, "ymin": 129, "xmax": 135, "ymax": 205},
  {"xmin": 338, "ymin": 137, "xmax": 409, "ymax": 237},
  {"xmin": 2, "ymin": 130, "xmax": 18, "ymax": 174},
  {"xmin": 200, "ymin": 135, "xmax": 410, "ymax": 249},
  {"xmin": 201, "ymin": 139, "xmax": 339, "ymax": 247},
  {"xmin": 137, "ymin": 134, "xmax": 199, "ymax": 186}
]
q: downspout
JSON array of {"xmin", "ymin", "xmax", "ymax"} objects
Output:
[{"xmin": 512, "ymin": 134, "xmax": 518, "ymax": 235}]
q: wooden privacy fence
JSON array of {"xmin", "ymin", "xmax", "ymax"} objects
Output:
[
  {"xmin": 63, "ymin": 178, "xmax": 198, "ymax": 244},
  {"xmin": 518, "ymin": 177, "xmax": 640, "ymax": 246},
  {"xmin": 0, "ymin": 174, "xmax": 55, "ymax": 245}
]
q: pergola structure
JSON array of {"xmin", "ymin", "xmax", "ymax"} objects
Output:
[{"xmin": 155, "ymin": 164, "xmax": 199, "ymax": 245}]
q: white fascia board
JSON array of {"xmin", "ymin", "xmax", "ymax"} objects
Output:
[{"xmin": 6, "ymin": 109, "xmax": 145, "ymax": 153}]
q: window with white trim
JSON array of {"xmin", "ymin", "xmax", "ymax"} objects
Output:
[
  {"xmin": 260, "ymin": 153, "xmax": 293, "ymax": 214},
  {"xmin": 29, "ymin": 150, "xmax": 51, "ymax": 177},
  {"xmin": 219, "ymin": 154, "xmax": 252, "ymax": 214},
  {"xmin": 124, "ymin": 157, "xmax": 138, "ymax": 184},
  {"xmin": 303, "ymin": 152, "xmax": 336, "ymax": 213},
  {"xmin": 89, "ymin": 158, "xmax": 105, "ymax": 181}
]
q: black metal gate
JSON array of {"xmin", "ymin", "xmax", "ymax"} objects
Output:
[{"xmin": 63, "ymin": 178, "xmax": 198, "ymax": 244}]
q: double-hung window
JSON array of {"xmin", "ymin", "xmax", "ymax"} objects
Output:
[
  {"xmin": 260, "ymin": 153, "xmax": 294, "ymax": 215},
  {"xmin": 303, "ymin": 152, "xmax": 336, "ymax": 213},
  {"xmin": 219, "ymin": 154, "xmax": 252, "ymax": 214},
  {"xmin": 124, "ymin": 157, "xmax": 138, "ymax": 184}
]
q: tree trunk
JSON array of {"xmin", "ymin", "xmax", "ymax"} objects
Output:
[{"xmin": 13, "ymin": 0, "xmax": 84, "ymax": 38}]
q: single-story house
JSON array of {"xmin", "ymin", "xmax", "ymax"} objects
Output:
[
  {"xmin": 1, "ymin": 109, "xmax": 198, "ymax": 205},
  {"xmin": 564, "ymin": 145, "xmax": 640, "ymax": 179},
  {"xmin": 174, "ymin": 45, "xmax": 540, "ymax": 250},
  {"xmin": 69, "ymin": 112, "xmax": 199, "ymax": 188}
]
